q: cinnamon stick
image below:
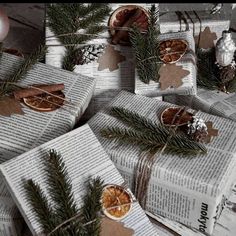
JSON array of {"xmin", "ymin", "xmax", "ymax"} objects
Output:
[
  {"xmin": 112, "ymin": 8, "xmax": 144, "ymax": 45},
  {"xmin": 13, "ymin": 84, "xmax": 65, "ymax": 100}
]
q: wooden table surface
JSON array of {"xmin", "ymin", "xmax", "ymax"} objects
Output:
[{"xmin": 0, "ymin": 3, "xmax": 44, "ymax": 56}]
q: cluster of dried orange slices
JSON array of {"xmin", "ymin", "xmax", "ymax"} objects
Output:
[
  {"xmin": 23, "ymin": 90, "xmax": 65, "ymax": 112},
  {"xmin": 159, "ymin": 39, "xmax": 188, "ymax": 64},
  {"xmin": 101, "ymin": 184, "xmax": 133, "ymax": 220}
]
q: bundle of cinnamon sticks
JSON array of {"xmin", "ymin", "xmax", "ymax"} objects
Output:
[{"xmin": 13, "ymin": 84, "xmax": 65, "ymax": 100}]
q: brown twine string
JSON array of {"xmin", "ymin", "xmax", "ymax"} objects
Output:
[
  {"xmin": 193, "ymin": 11, "xmax": 202, "ymax": 49},
  {"xmin": 133, "ymin": 106, "xmax": 188, "ymax": 209},
  {"xmin": 185, "ymin": 11, "xmax": 195, "ymax": 37}
]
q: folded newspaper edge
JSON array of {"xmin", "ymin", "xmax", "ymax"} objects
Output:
[
  {"xmin": 0, "ymin": 124, "xmax": 158, "ymax": 236},
  {"xmin": 135, "ymin": 30, "xmax": 197, "ymax": 97},
  {"xmin": 87, "ymin": 90, "xmax": 236, "ymax": 235}
]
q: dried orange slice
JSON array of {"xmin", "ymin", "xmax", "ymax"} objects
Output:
[
  {"xmin": 108, "ymin": 5, "xmax": 149, "ymax": 45},
  {"xmin": 159, "ymin": 39, "xmax": 188, "ymax": 64},
  {"xmin": 101, "ymin": 184, "xmax": 133, "ymax": 220},
  {"xmin": 23, "ymin": 90, "xmax": 65, "ymax": 112},
  {"xmin": 160, "ymin": 107, "xmax": 193, "ymax": 127}
]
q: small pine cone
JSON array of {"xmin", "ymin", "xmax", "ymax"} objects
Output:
[
  {"xmin": 76, "ymin": 44, "xmax": 106, "ymax": 65},
  {"xmin": 190, "ymin": 129, "xmax": 208, "ymax": 143},
  {"xmin": 219, "ymin": 65, "xmax": 236, "ymax": 84}
]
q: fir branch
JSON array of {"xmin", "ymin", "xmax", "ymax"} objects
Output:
[
  {"xmin": 47, "ymin": 3, "xmax": 111, "ymax": 71},
  {"xmin": 45, "ymin": 150, "xmax": 79, "ymax": 235},
  {"xmin": 110, "ymin": 107, "xmax": 168, "ymax": 137},
  {"xmin": 24, "ymin": 180, "xmax": 63, "ymax": 236},
  {"xmin": 196, "ymin": 48, "xmax": 221, "ymax": 90},
  {"xmin": 80, "ymin": 177, "xmax": 103, "ymax": 235},
  {"xmin": 0, "ymin": 44, "xmax": 47, "ymax": 98},
  {"xmin": 101, "ymin": 126, "xmax": 207, "ymax": 155},
  {"xmin": 130, "ymin": 4, "xmax": 161, "ymax": 84}
]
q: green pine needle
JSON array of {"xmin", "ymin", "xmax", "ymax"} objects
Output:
[
  {"xmin": 129, "ymin": 4, "xmax": 161, "ymax": 84},
  {"xmin": 24, "ymin": 150, "xmax": 104, "ymax": 236},
  {"xmin": 0, "ymin": 44, "xmax": 47, "ymax": 98},
  {"xmin": 47, "ymin": 3, "xmax": 111, "ymax": 71},
  {"xmin": 45, "ymin": 150, "xmax": 79, "ymax": 235},
  {"xmin": 196, "ymin": 48, "xmax": 236, "ymax": 93},
  {"xmin": 81, "ymin": 177, "xmax": 103, "ymax": 236},
  {"xmin": 24, "ymin": 180, "xmax": 62, "ymax": 235},
  {"xmin": 102, "ymin": 107, "xmax": 207, "ymax": 155}
]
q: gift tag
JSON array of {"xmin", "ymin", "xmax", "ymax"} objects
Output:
[
  {"xmin": 100, "ymin": 217, "xmax": 134, "ymax": 236},
  {"xmin": 0, "ymin": 96, "xmax": 24, "ymax": 117},
  {"xmin": 158, "ymin": 64, "xmax": 190, "ymax": 90},
  {"xmin": 97, "ymin": 45, "xmax": 126, "ymax": 72},
  {"xmin": 195, "ymin": 26, "xmax": 217, "ymax": 49},
  {"xmin": 205, "ymin": 121, "xmax": 219, "ymax": 143}
]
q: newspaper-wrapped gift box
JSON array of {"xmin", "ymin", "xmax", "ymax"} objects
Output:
[
  {"xmin": 88, "ymin": 90, "xmax": 236, "ymax": 235},
  {"xmin": 0, "ymin": 52, "xmax": 96, "ymax": 235},
  {"xmin": 46, "ymin": 3, "xmax": 159, "ymax": 120},
  {"xmin": 164, "ymin": 88, "xmax": 236, "ymax": 122},
  {"xmin": 0, "ymin": 124, "xmax": 157, "ymax": 236},
  {"xmin": 160, "ymin": 10, "xmax": 230, "ymax": 49},
  {"xmin": 135, "ymin": 30, "xmax": 197, "ymax": 97}
]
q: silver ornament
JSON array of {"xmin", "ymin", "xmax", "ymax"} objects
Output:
[{"xmin": 215, "ymin": 31, "xmax": 236, "ymax": 67}]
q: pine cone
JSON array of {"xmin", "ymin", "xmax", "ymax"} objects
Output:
[
  {"xmin": 219, "ymin": 65, "xmax": 236, "ymax": 84},
  {"xmin": 190, "ymin": 129, "xmax": 208, "ymax": 143},
  {"xmin": 75, "ymin": 44, "xmax": 106, "ymax": 65},
  {"xmin": 187, "ymin": 116, "xmax": 208, "ymax": 143}
]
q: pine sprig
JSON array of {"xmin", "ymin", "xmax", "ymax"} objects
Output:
[
  {"xmin": 102, "ymin": 107, "xmax": 207, "ymax": 155},
  {"xmin": 24, "ymin": 150, "xmax": 104, "ymax": 236},
  {"xmin": 0, "ymin": 44, "xmax": 47, "ymax": 98},
  {"xmin": 24, "ymin": 180, "xmax": 63, "ymax": 236},
  {"xmin": 47, "ymin": 3, "xmax": 111, "ymax": 71},
  {"xmin": 130, "ymin": 4, "xmax": 161, "ymax": 84},
  {"xmin": 196, "ymin": 48, "xmax": 236, "ymax": 93},
  {"xmin": 110, "ymin": 107, "xmax": 168, "ymax": 136},
  {"xmin": 46, "ymin": 150, "xmax": 79, "ymax": 235},
  {"xmin": 81, "ymin": 177, "xmax": 104, "ymax": 236}
]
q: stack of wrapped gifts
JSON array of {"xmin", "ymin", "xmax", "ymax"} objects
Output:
[{"xmin": 0, "ymin": 3, "xmax": 236, "ymax": 236}]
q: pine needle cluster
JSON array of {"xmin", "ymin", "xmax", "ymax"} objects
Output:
[
  {"xmin": 101, "ymin": 107, "xmax": 207, "ymax": 155},
  {"xmin": 196, "ymin": 48, "xmax": 221, "ymax": 90},
  {"xmin": 47, "ymin": 3, "xmax": 112, "ymax": 71},
  {"xmin": 0, "ymin": 44, "xmax": 47, "ymax": 98},
  {"xmin": 197, "ymin": 48, "xmax": 236, "ymax": 92},
  {"xmin": 24, "ymin": 149, "xmax": 104, "ymax": 236},
  {"xmin": 129, "ymin": 4, "xmax": 161, "ymax": 84}
]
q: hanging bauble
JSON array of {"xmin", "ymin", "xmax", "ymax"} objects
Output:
[
  {"xmin": 215, "ymin": 30, "xmax": 236, "ymax": 67},
  {"xmin": 0, "ymin": 8, "xmax": 10, "ymax": 42}
]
